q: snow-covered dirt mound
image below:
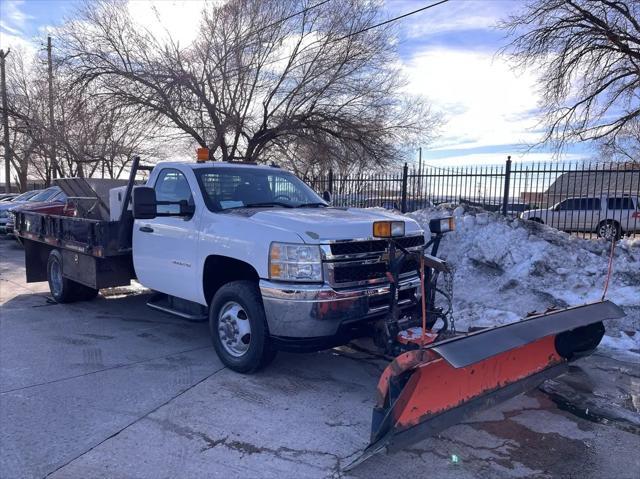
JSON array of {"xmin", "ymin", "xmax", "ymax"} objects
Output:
[{"xmin": 406, "ymin": 205, "xmax": 640, "ymax": 358}]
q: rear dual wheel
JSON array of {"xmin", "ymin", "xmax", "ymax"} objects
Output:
[{"xmin": 47, "ymin": 250, "xmax": 99, "ymax": 303}]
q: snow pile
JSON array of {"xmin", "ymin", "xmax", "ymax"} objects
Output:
[{"xmin": 406, "ymin": 205, "xmax": 640, "ymax": 358}]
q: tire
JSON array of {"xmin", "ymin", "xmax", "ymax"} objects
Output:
[
  {"xmin": 47, "ymin": 250, "xmax": 99, "ymax": 303},
  {"xmin": 528, "ymin": 217, "xmax": 543, "ymax": 224},
  {"xmin": 596, "ymin": 220, "xmax": 621, "ymax": 240},
  {"xmin": 209, "ymin": 280, "xmax": 277, "ymax": 373}
]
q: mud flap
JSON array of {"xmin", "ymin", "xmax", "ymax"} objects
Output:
[{"xmin": 346, "ymin": 300, "xmax": 625, "ymax": 470}]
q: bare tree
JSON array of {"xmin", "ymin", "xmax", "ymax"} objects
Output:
[
  {"xmin": 52, "ymin": 78, "xmax": 165, "ymax": 179},
  {"xmin": 58, "ymin": 0, "xmax": 440, "ymax": 169},
  {"xmin": 0, "ymin": 46, "xmax": 165, "ymax": 190},
  {"xmin": 598, "ymin": 117, "xmax": 640, "ymax": 164},
  {"xmin": 1, "ymin": 49, "xmax": 50, "ymax": 190},
  {"xmin": 500, "ymin": 0, "xmax": 640, "ymax": 152}
]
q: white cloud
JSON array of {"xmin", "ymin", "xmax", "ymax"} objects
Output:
[
  {"xmin": 390, "ymin": 0, "xmax": 516, "ymax": 39},
  {"xmin": 421, "ymin": 152, "xmax": 588, "ymax": 168},
  {"xmin": 0, "ymin": 0, "xmax": 36, "ymax": 53},
  {"xmin": 127, "ymin": 0, "xmax": 209, "ymax": 46},
  {"xmin": 403, "ymin": 46, "xmax": 542, "ymax": 151},
  {"xmin": 0, "ymin": 0, "xmax": 31, "ymax": 30},
  {"xmin": 0, "ymin": 29, "xmax": 36, "ymax": 56}
]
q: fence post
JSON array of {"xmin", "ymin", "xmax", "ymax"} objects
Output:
[
  {"xmin": 501, "ymin": 155, "xmax": 512, "ymax": 216},
  {"xmin": 401, "ymin": 162, "xmax": 408, "ymax": 213},
  {"xmin": 328, "ymin": 168, "xmax": 333, "ymax": 194}
]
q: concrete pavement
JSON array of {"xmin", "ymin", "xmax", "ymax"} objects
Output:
[{"xmin": 1, "ymin": 237, "xmax": 638, "ymax": 479}]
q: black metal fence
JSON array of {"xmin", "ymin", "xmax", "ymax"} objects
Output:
[{"xmin": 308, "ymin": 158, "xmax": 640, "ymax": 239}]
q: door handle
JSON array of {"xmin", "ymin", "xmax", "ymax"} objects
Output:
[{"xmin": 139, "ymin": 226, "xmax": 154, "ymax": 233}]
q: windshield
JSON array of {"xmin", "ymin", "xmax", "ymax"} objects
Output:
[
  {"xmin": 30, "ymin": 187, "xmax": 60, "ymax": 202},
  {"xmin": 14, "ymin": 191, "xmax": 39, "ymax": 202},
  {"xmin": 194, "ymin": 167, "xmax": 326, "ymax": 211}
]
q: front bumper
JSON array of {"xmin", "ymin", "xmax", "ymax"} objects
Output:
[{"xmin": 260, "ymin": 275, "xmax": 421, "ymax": 340}]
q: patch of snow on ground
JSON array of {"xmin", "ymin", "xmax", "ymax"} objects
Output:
[{"xmin": 405, "ymin": 205, "xmax": 640, "ymax": 357}]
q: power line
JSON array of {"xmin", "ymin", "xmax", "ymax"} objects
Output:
[
  {"xmin": 221, "ymin": 0, "xmax": 451, "ymax": 80},
  {"xmin": 87, "ymin": 0, "xmax": 452, "ymax": 115},
  {"xmin": 335, "ymin": 0, "xmax": 450, "ymax": 41},
  {"xmin": 256, "ymin": 0, "xmax": 333, "ymax": 35}
]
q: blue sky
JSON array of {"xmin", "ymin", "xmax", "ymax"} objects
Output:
[{"xmin": 0, "ymin": 0, "xmax": 591, "ymax": 168}]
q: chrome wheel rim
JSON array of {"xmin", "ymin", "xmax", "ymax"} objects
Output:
[
  {"xmin": 599, "ymin": 223, "xmax": 615, "ymax": 240},
  {"xmin": 50, "ymin": 259, "xmax": 63, "ymax": 297},
  {"xmin": 217, "ymin": 301, "xmax": 251, "ymax": 357}
]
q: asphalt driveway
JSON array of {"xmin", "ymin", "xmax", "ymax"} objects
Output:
[{"xmin": 1, "ymin": 237, "xmax": 638, "ymax": 479}]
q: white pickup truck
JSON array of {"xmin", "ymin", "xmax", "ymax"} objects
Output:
[{"xmin": 15, "ymin": 159, "xmax": 425, "ymax": 372}]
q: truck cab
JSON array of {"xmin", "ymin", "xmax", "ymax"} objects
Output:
[{"xmin": 130, "ymin": 161, "xmax": 425, "ymax": 371}]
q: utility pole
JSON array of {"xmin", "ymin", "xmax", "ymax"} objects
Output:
[
  {"xmin": 47, "ymin": 36, "xmax": 58, "ymax": 181},
  {"xmin": 0, "ymin": 48, "xmax": 11, "ymax": 193}
]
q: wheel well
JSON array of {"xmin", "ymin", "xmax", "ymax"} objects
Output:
[
  {"xmin": 203, "ymin": 255, "xmax": 260, "ymax": 304},
  {"xmin": 529, "ymin": 217, "xmax": 543, "ymax": 224},
  {"xmin": 598, "ymin": 219, "xmax": 620, "ymax": 226}
]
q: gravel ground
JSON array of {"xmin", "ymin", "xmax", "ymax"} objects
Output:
[{"xmin": 1, "ymin": 237, "xmax": 639, "ymax": 479}]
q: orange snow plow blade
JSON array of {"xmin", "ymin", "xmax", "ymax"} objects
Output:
[{"xmin": 347, "ymin": 300, "xmax": 625, "ymax": 469}]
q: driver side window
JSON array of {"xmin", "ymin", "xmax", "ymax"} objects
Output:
[
  {"xmin": 268, "ymin": 174, "xmax": 307, "ymax": 202},
  {"xmin": 154, "ymin": 169, "xmax": 193, "ymax": 215},
  {"xmin": 557, "ymin": 199, "xmax": 574, "ymax": 211}
]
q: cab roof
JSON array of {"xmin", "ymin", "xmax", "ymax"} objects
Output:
[{"xmin": 155, "ymin": 161, "xmax": 281, "ymax": 171}]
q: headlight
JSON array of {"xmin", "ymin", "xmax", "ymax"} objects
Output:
[
  {"xmin": 269, "ymin": 242, "xmax": 322, "ymax": 282},
  {"xmin": 372, "ymin": 221, "xmax": 405, "ymax": 238}
]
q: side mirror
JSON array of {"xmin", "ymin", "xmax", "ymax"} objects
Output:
[
  {"xmin": 322, "ymin": 190, "xmax": 332, "ymax": 203},
  {"xmin": 132, "ymin": 186, "xmax": 157, "ymax": 219}
]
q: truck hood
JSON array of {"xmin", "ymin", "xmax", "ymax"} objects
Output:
[{"xmin": 237, "ymin": 207, "xmax": 423, "ymax": 242}]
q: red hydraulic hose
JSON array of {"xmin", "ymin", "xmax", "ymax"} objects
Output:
[
  {"xmin": 420, "ymin": 254, "xmax": 427, "ymax": 346},
  {"xmin": 601, "ymin": 238, "xmax": 616, "ymax": 300}
]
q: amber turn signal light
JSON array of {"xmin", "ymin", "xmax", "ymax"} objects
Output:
[{"xmin": 373, "ymin": 221, "xmax": 405, "ymax": 238}]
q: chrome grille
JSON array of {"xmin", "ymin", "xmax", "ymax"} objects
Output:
[
  {"xmin": 331, "ymin": 258, "xmax": 419, "ymax": 284},
  {"xmin": 323, "ymin": 236, "xmax": 423, "ymax": 287},
  {"xmin": 329, "ymin": 235, "xmax": 424, "ymax": 256}
]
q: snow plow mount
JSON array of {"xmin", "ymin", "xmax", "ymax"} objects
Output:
[{"xmin": 346, "ymin": 218, "xmax": 625, "ymax": 470}]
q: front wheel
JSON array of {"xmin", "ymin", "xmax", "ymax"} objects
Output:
[{"xmin": 209, "ymin": 280, "xmax": 277, "ymax": 373}]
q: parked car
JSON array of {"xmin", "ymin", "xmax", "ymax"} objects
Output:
[
  {"xmin": 5, "ymin": 187, "xmax": 70, "ymax": 237},
  {"xmin": 0, "ymin": 190, "xmax": 42, "ymax": 234},
  {"xmin": 0, "ymin": 193, "xmax": 19, "ymax": 202},
  {"xmin": 520, "ymin": 195, "xmax": 640, "ymax": 239}
]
